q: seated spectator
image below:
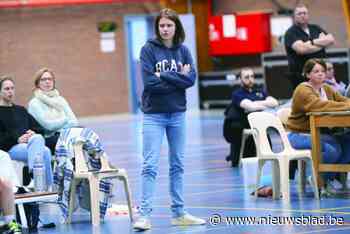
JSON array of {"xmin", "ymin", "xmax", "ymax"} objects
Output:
[
  {"xmin": 0, "ymin": 177, "xmax": 22, "ymax": 234},
  {"xmin": 224, "ymin": 67, "xmax": 279, "ymax": 167},
  {"xmin": 287, "ymin": 58, "xmax": 350, "ymax": 196},
  {"xmin": 324, "ymin": 61, "xmax": 346, "ymax": 95},
  {"xmin": 0, "ymin": 76, "xmax": 53, "ymax": 189},
  {"xmin": 27, "ymin": 67, "xmax": 112, "ymax": 221}
]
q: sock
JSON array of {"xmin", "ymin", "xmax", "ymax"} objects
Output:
[{"xmin": 4, "ymin": 215, "xmax": 15, "ymax": 224}]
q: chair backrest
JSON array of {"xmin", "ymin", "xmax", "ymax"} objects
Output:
[
  {"xmin": 247, "ymin": 112, "xmax": 293, "ymax": 157},
  {"xmin": 73, "ymin": 139, "xmax": 114, "ymax": 174},
  {"xmin": 276, "ymin": 107, "xmax": 291, "ymax": 126}
]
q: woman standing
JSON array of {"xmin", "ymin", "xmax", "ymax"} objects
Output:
[{"xmin": 133, "ymin": 8, "xmax": 205, "ymax": 230}]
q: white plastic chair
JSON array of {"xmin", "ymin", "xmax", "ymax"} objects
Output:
[
  {"xmin": 247, "ymin": 112, "xmax": 319, "ymax": 200},
  {"xmin": 12, "ymin": 160, "xmax": 25, "ymax": 186},
  {"xmin": 67, "ymin": 139, "xmax": 134, "ymax": 225},
  {"xmin": 238, "ymin": 128, "xmax": 254, "ymax": 167}
]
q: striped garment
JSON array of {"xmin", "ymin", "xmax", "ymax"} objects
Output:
[{"xmin": 53, "ymin": 127, "xmax": 112, "ymax": 221}]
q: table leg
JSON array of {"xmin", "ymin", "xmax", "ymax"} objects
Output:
[
  {"xmin": 310, "ymin": 116, "xmax": 324, "ymax": 188},
  {"xmin": 17, "ymin": 204, "xmax": 28, "ymax": 228}
]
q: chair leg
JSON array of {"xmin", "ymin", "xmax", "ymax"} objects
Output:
[
  {"xmin": 238, "ymin": 133, "xmax": 248, "ymax": 167},
  {"xmin": 67, "ymin": 179, "xmax": 77, "ymax": 224},
  {"xmin": 298, "ymin": 160, "xmax": 306, "ymax": 194},
  {"xmin": 255, "ymin": 160, "xmax": 264, "ymax": 198},
  {"xmin": 279, "ymin": 159, "xmax": 290, "ymax": 200},
  {"xmin": 89, "ymin": 176, "xmax": 100, "ymax": 226},
  {"xmin": 271, "ymin": 160, "xmax": 280, "ymax": 199},
  {"xmin": 309, "ymin": 159, "xmax": 320, "ymax": 199},
  {"xmin": 340, "ymin": 172, "xmax": 348, "ymax": 190},
  {"xmin": 120, "ymin": 176, "xmax": 134, "ymax": 222}
]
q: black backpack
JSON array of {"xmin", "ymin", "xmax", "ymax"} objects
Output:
[{"xmin": 15, "ymin": 187, "xmax": 40, "ymax": 231}]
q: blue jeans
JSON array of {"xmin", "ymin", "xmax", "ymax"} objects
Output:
[
  {"xmin": 8, "ymin": 134, "xmax": 53, "ymax": 186},
  {"xmin": 288, "ymin": 132, "xmax": 350, "ymax": 182},
  {"xmin": 139, "ymin": 112, "xmax": 186, "ymax": 218}
]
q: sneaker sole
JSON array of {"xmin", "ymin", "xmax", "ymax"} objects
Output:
[
  {"xmin": 171, "ymin": 221, "xmax": 206, "ymax": 226},
  {"xmin": 133, "ymin": 224, "xmax": 151, "ymax": 230}
]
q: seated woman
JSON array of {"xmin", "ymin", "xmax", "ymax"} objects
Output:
[
  {"xmin": 27, "ymin": 67, "xmax": 112, "ymax": 221},
  {"xmin": 287, "ymin": 58, "xmax": 350, "ymax": 195},
  {"xmin": 0, "ymin": 76, "xmax": 53, "ymax": 189},
  {"xmin": 254, "ymin": 59, "xmax": 350, "ymax": 197}
]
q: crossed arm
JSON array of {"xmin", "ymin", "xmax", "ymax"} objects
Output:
[{"xmin": 240, "ymin": 96, "xmax": 279, "ymax": 112}]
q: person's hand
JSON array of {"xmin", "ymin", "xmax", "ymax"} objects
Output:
[
  {"xmin": 179, "ymin": 64, "xmax": 191, "ymax": 75},
  {"xmin": 18, "ymin": 133, "xmax": 30, "ymax": 144},
  {"xmin": 316, "ymin": 33, "xmax": 335, "ymax": 46},
  {"xmin": 26, "ymin": 130, "xmax": 35, "ymax": 137}
]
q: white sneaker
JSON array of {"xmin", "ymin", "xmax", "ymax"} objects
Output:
[
  {"xmin": 133, "ymin": 217, "xmax": 151, "ymax": 230},
  {"xmin": 171, "ymin": 213, "xmax": 206, "ymax": 226},
  {"xmin": 27, "ymin": 180, "xmax": 35, "ymax": 191}
]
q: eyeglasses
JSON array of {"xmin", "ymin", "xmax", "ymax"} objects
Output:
[{"xmin": 40, "ymin": 77, "xmax": 54, "ymax": 82}]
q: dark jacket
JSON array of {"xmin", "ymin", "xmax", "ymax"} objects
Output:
[
  {"xmin": 0, "ymin": 105, "xmax": 45, "ymax": 151},
  {"xmin": 140, "ymin": 39, "xmax": 196, "ymax": 113}
]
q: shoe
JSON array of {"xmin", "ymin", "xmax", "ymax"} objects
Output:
[
  {"xmin": 27, "ymin": 180, "xmax": 35, "ymax": 191},
  {"xmin": 328, "ymin": 179, "xmax": 343, "ymax": 190},
  {"xmin": 171, "ymin": 213, "xmax": 206, "ymax": 226},
  {"xmin": 133, "ymin": 217, "xmax": 151, "ymax": 230},
  {"xmin": 4, "ymin": 220, "xmax": 21, "ymax": 234},
  {"xmin": 320, "ymin": 186, "xmax": 337, "ymax": 198}
]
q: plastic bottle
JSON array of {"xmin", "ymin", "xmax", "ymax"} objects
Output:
[{"xmin": 33, "ymin": 153, "xmax": 46, "ymax": 192}]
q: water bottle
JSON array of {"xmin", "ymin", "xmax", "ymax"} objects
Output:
[{"xmin": 33, "ymin": 153, "xmax": 46, "ymax": 192}]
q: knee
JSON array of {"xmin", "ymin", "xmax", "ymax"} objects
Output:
[
  {"xmin": 322, "ymin": 145, "xmax": 341, "ymax": 163},
  {"xmin": 30, "ymin": 134, "xmax": 45, "ymax": 144},
  {"xmin": 169, "ymin": 165, "xmax": 184, "ymax": 175},
  {"xmin": 142, "ymin": 164, "xmax": 158, "ymax": 178},
  {"xmin": 0, "ymin": 177, "xmax": 12, "ymax": 189}
]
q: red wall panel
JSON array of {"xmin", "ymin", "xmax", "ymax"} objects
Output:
[{"xmin": 209, "ymin": 12, "xmax": 272, "ymax": 55}]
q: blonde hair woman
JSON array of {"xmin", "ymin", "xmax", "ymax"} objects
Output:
[{"xmin": 28, "ymin": 68, "xmax": 112, "ymax": 222}]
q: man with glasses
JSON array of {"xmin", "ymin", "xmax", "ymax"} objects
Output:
[
  {"xmin": 224, "ymin": 68, "xmax": 278, "ymax": 167},
  {"xmin": 284, "ymin": 4, "xmax": 335, "ymax": 89}
]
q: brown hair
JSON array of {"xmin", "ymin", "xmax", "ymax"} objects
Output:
[
  {"xmin": 0, "ymin": 75, "xmax": 14, "ymax": 90},
  {"xmin": 237, "ymin": 67, "xmax": 254, "ymax": 79},
  {"xmin": 303, "ymin": 58, "xmax": 327, "ymax": 78},
  {"xmin": 293, "ymin": 3, "xmax": 308, "ymax": 16},
  {"xmin": 33, "ymin": 67, "xmax": 56, "ymax": 89},
  {"xmin": 154, "ymin": 8, "xmax": 185, "ymax": 45}
]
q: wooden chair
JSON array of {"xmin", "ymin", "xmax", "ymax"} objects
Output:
[{"xmin": 67, "ymin": 139, "xmax": 133, "ymax": 225}]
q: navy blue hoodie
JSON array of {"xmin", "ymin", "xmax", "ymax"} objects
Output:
[{"xmin": 140, "ymin": 39, "xmax": 196, "ymax": 113}]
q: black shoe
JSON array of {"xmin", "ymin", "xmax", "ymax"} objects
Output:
[{"xmin": 225, "ymin": 155, "xmax": 232, "ymax": 162}]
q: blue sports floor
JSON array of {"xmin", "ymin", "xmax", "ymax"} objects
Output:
[{"xmin": 36, "ymin": 111, "xmax": 350, "ymax": 234}]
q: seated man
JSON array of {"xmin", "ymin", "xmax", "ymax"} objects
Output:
[
  {"xmin": 0, "ymin": 76, "xmax": 53, "ymax": 189},
  {"xmin": 0, "ymin": 177, "xmax": 22, "ymax": 234},
  {"xmin": 224, "ymin": 68, "xmax": 279, "ymax": 167}
]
